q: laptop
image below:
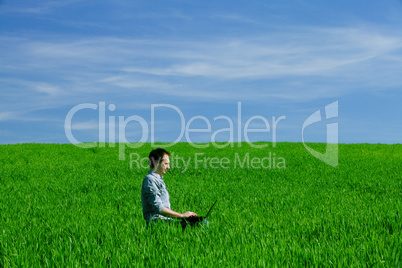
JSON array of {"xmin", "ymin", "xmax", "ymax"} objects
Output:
[{"xmin": 182, "ymin": 200, "xmax": 217, "ymax": 227}]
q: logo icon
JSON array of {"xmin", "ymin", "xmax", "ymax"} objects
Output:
[{"xmin": 302, "ymin": 101, "xmax": 338, "ymax": 167}]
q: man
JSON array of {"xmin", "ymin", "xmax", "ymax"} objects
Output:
[{"xmin": 141, "ymin": 148, "xmax": 197, "ymax": 229}]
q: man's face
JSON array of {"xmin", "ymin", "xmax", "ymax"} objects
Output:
[{"xmin": 155, "ymin": 154, "xmax": 170, "ymax": 175}]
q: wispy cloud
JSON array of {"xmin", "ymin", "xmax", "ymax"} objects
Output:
[
  {"xmin": 126, "ymin": 27, "xmax": 401, "ymax": 79},
  {"xmin": 0, "ymin": 110, "xmax": 62, "ymax": 122},
  {"xmin": 1, "ymin": 24, "xmax": 402, "ymax": 117},
  {"xmin": 68, "ymin": 121, "xmax": 100, "ymax": 131},
  {"xmin": 34, "ymin": 84, "xmax": 64, "ymax": 96},
  {"xmin": 0, "ymin": 112, "xmax": 18, "ymax": 121},
  {"xmin": 0, "ymin": 0, "xmax": 82, "ymax": 14}
]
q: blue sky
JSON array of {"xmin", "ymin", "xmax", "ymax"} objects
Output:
[{"xmin": 1, "ymin": 0, "xmax": 401, "ymax": 145}]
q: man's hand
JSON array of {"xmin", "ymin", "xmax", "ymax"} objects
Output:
[
  {"xmin": 160, "ymin": 207, "xmax": 197, "ymax": 219},
  {"xmin": 181, "ymin": 211, "xmax": 197, "ymax": 218}
]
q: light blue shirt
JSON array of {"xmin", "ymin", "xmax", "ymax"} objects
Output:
[{"xmin": 141, "ymin": 170, "xmax": 171, "ymax": 223}]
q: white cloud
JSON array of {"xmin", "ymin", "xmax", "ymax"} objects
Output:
[
  {"xmin": 0, "ymin": 111, "xmax": 62, "ymax": 122},
  {"xmin": 0, "ymin": 0, "xmax": 83, "ymax": 14},
  {"xmin": 35, "ymin": 84, "xmax": 64, "ymax": 96},
  {"xmin": 1, "ymin": 24, "xmax": 401, "ymax": 110},
  {"xmin": 118, "ymin": 26, "xmax": 402, "ymax": 83},
  {"xmin": 69, "ymin": 121, "xmax": 100, "ymax": 130},
  {"xmin": 0, "ymin": 112, "xmax": 18, "ymax": 121}
]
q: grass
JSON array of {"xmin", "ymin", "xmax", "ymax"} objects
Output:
[{"xmin": 0, "ymin": 142, "xmax": 401, "ymax": 267}]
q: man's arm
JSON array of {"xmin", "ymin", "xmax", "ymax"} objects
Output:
[{"xmin": 160, "ymin": 207, "xmax": 197, "ymax": 219}]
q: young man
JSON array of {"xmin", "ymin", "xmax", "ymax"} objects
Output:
[{"xmin": 141, "ymin": 148, "xmax": 197, "ymax": 229}]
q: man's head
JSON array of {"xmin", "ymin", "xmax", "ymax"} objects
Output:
[{"xmin": 149, "ymin": 148, "xmax": 170, "ymax": 176}]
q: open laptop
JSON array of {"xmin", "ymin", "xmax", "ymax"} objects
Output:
[{"xmin": 182, "ymin": 200, "xmax": 217, "ymax": 227}]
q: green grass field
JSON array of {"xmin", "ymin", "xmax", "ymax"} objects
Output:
[{"xmin": 0, "ymin": 142, "xmax": 401, "ymax": 267}]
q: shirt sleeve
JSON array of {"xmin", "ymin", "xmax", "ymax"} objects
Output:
[{"xmin": 142, "ymin": 177, "xmax": 165, "ymax": 213}]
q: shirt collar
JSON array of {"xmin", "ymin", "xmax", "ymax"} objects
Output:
[{"xmin": 148, "ymin": 170, "xmax": 163, "ymax": 180}]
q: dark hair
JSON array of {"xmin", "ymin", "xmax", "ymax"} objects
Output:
[{"xmin": 149, "ymin": 148, "xmax": 170, "ymax": 168}]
